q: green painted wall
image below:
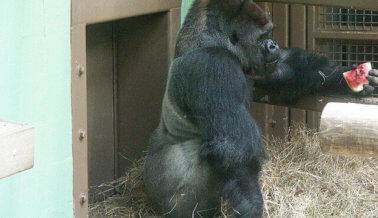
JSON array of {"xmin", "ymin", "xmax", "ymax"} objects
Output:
[
  {"xmin": 182, "ymin": 0, "xmax": 195, "ymax": 23},
  {"xmin": 0, "ymin": 0, "xmax": 73, "ymax": 217}
]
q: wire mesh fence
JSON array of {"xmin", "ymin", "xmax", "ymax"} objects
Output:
[
  {"xmin": 317, "ymin": 7, "xmax": 378, "ymax": 31},
  {"xmin": 316, "ymin": 39, "xmax": 378, "ymax": 69}
]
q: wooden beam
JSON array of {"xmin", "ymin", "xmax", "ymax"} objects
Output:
[
  {"xmin": 72, "ymin": 0, "xmax": 182, "ymax": 25},
  {"xmin": 319, "ymin": 102, "xmax": 378, "ymax": 157},
  {"xmin": 254, "ymin": 0, "xmax": 378, "ymax": 11},
  {"xmin": 0, "ymin": 121, "xmax": 34, "ymax": 179},
  {"xmin": 311, "ymin": 31, "xmax": 377, "ymax": 41},
  {"xmin": 254, "ymin": 93, "xmax": 378, "ymax": 112},
  {"xmin": 290, "ymin": 4, "xmax": 307, "ymax": 125}
]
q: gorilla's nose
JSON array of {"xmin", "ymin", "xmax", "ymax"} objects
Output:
[{"xmin": 266, "ymin": 39, "xmax": 279, "ymax": 54}]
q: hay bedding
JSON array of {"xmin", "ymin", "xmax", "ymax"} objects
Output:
[{"xmin": 89, "ymin": 126, "xmax": 377, "ymax": 217}]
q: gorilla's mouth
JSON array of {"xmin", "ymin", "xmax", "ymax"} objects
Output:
[{"xmin": 265, "ymin": 58, "xmax": 279, "ymax": 66}]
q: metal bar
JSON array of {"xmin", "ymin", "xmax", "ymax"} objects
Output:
[
  {"xmin": 364, "ymin": 39, "xmax": 367, "ymax": 63},
  {"xmin": 254, "ymin": 0, "xmax": 378, "ymax": 11},
  {"xmin": 339, "ymin": 8, "xmax": 342, "ymax": 30}
]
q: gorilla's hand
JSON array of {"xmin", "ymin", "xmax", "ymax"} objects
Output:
[
  {"xmin": 347, "ymin": 64, "xmax": 378, "ymax": 96},
  {"xmin": 363, "ymin": 69, "xmax": 378, "ymax": 96}
]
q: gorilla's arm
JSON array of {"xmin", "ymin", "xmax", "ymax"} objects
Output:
[
  {"xmin": 255, "ymin": 48, "xmax": 378, "ymax": 103},
  {"xmin": 170, "ymin": 47, "xmax": 267, "ymax": 169}
]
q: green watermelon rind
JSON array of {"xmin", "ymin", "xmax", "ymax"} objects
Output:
[
  {"xmin": 343, "ymin": 62, "xmax": 371, "ymax": 93},
  {"xmin": 343, "ymin": 78, "xmax": 369, "ymax": 93}
]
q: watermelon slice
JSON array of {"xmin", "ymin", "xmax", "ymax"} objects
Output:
[{"xmin": 343, "ymin": 62, "xmax": 371, "ymax": 93}]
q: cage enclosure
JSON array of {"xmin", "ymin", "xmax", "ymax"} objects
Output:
[
  {"xmin": 71, "ymin": 0, "xmax": 181, "ymax": 216},
  {"xmin": 71, "ymin": 0, "xmax": 377, "ymax": 216}
]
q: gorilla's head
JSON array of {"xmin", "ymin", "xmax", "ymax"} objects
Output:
[
  {"xmin": 176, "ymin": 0, "xmax": 281, "ymax": 76},
  {"xmin": 215, "ymin": 0, "xmax": 280, "ymax": 76}
]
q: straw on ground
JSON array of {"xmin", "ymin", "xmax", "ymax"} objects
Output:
[{"xmin": 89, "ymin": 125, "xmax": 377, "ymax": 218}]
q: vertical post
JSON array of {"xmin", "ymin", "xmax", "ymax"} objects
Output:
[
  {"xmin": 253, "ymin": 2, "xmax": 273, "ymax": 138},
  {"xmin": 268, "ymin": 3, "xmax": 290, "ymax": 139},
  {"xmin": 290, "ymin": 4, "xmax": 307, "ymax": 126},
  {"xmin": 251, "ymin": 102, "xmax": 269, "ymax": 137},
  {"xmin": 71, "ymin": 24, "xmax": 89, "ymax": 217},
  {"xmin": 306, "ymin": 6, "xmax": 321, "ymax": 131}
]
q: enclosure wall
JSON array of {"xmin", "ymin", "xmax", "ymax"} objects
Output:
[{"xmin": 0, "ymin": 1, "xmax": 73, "ymax": 217}]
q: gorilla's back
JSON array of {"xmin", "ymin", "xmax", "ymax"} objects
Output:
[
  {"xmin": 151, "ymin": 58, "xmax": 200, "ymax": 150},
  {"xmin": 143, "ymin": 62, "xmax": 218, "ymax": 214}
]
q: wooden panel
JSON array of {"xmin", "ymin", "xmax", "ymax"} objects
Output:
[
  {"xmin": 269, "ymin": 3, "xmax": 289, "ymax": 138},
  {"xmin": 289, "ymin": 108, "xmax": 306, "ymax": 125},
  {"xmin": 251, "ymin": 102, "xmax": 268, "ymax": 137},
  {"xmin": 86, "ymin": 23, "xmax": 116, "ymax": 191},
  {"xmin": 266, "ymin": 105, "xmax": 290, "ymax": 139},
  {"xmin": 307, "ymin": 110, "xmax": 321, "ymax": 131},
  {"xmin": 116, "ymin": 13, "xmax": 170, "ymax": 174},
  {"xmin": 291, "ymin": 109, "xmax": 306, "ymax": 125},
  {"xmin": 290, "ymin": 4, "xmax": 307, "ymax": 48},
  {"xmin": 256, "ymin": 2, "xmax": 273, "ymax": 18},
  {"xmin": 272, "ymin": 4, "xmax": 289, "ymax": 47},
  {"xmin": 312, "ymin": 32, "xmax": 377, "ymax": 41},
  {"xmin": 290, "ymin": 4, "xmax": 307, "ymax": 125},
  {"xmin": 71, "ymin": 24, "xmax": 89, "ymax": 217},
  {"xmin": 254, "ymin": 0, "xmax": 378, "ymax": 11},
  {"xmin": 72, "ymin": 0, "xmax": 181, "ymax": 25},
  {"xmin": 0, "ymin": 121, "xmax": 34, "ymax": 179},
  {"xmin": 254, "ymin": 2, "xmax": 272, "ymax": 138}
]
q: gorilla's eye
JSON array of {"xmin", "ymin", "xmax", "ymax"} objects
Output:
[{"xmin": 230, "ymin": 32, "xmax": 239, "ymax": 45}]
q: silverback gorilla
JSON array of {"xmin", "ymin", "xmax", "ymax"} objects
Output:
[{"xmin": 144, "ymin": 0, "xmax": 378, "ymax": 217}]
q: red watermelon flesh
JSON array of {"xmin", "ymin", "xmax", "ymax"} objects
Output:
[{"xmin": 343, "ymin": 62, "xmax": 371, "ymax": 93}]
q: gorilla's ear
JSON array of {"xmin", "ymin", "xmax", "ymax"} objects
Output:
[{"xmin": 242, "ymin": 0, "xmax": 272, "ymax": 28}]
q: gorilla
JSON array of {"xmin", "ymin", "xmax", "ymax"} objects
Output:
[{"xmin": 144, "ymin": 0, "xmax": 378, "ymax": 217}]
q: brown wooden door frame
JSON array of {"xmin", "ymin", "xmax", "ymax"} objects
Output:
[
  {"xmin": 70, "ymin": 0, "xmax": 181, "ymax": 217},
  {"xmin": 71, "ymin": 23, "xmax": 88, "ymax": 218}
]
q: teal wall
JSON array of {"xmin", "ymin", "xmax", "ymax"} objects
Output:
[
  {"xmin": 181, "ymin": 0, "xmax": 195, "ymax": 23},
  {"xmin": 0, "ymin": 1, "xmax": 73, "ymax": 217}
]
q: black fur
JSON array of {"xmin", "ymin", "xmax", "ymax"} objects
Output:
[
  {"xmin": 253, "ymin": 48, "xmax": 356, "ymax": 104},
  {"xmin": 144, "ymin": 0, "xmax": 377, "ymax": 217}
]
